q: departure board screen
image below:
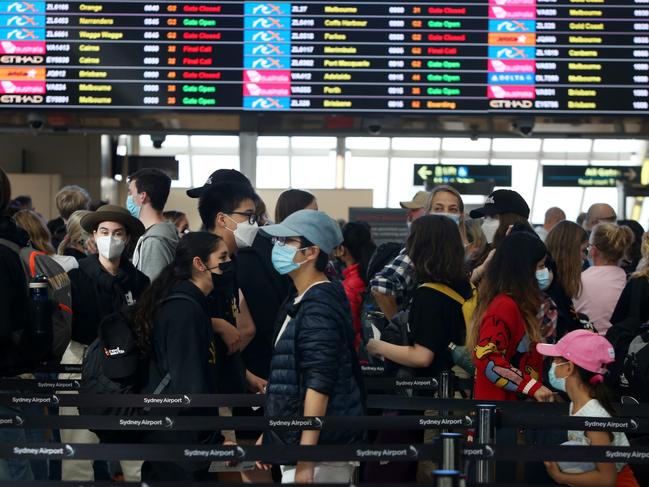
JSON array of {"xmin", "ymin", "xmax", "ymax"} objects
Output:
[{"xmin": 0, "ymin": 1, "xmax": 647, "ymax": 113}]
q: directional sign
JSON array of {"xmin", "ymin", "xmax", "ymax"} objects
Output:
[
  {"xmin": 413, "ymin": 164, "xmax": 512, "ymax": 188},
  {"xmin": 542, "ymin": 165, "xmax": 641, "ymax": 188}
]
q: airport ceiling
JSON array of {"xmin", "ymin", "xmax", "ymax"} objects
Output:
[{"xmin": 0, "ymin": 112, "xmax": 648, "ymax": 138}]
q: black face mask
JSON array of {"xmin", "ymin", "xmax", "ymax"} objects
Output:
[{"xmin": 211, "ymin": 261, "xmax": 235, "ymax": 289}]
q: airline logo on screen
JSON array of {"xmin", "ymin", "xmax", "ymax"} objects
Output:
[{"xmin": 487, "ymin": 0, "xmax": 537, "ymax": 108}]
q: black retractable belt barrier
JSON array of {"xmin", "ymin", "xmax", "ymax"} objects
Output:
[
  {"xmin": 0, "ymin": 414, "xmax": 473, "ymax": 431},
  {"xmin": 0, "ymin": 377, "xmax": 440, "ymax": 393},
  {"xmin": 501, "ymin": 413, "xmax": 649, "ymax": 434},
  {"xmin": 0, "ymin": 442, "xmax": 440, "ymax": 463}
]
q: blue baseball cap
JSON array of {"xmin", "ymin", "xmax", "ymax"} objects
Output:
[{"xmin": 261, "ymin": 210, "xmax": 343, "ymax": 254}]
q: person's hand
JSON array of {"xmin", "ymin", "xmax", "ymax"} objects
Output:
[
  {"xmin": 255, "ymin": 434, "xmax": 272, "ymax": 471},
  {"xmin": 534, "ymin": 385, "xmax": 555, "ymax": 402},
  {"xmin": 213, "ymin": 319, "xmax": 241, "ymax": 355},
  {"xmin": 295, "ymin": 461, "xmax": 315, "ymax": 483},
  {"xmin": 366, "ymin": 339, "xmax": 383, "ymax": 358},
  {"xmin": 246, "ymin": 370, "xmax": 267, "ymax": 394},
  {"xmin": 543, "ymin": 461, "xmax": 563, "ymax": 482},
  {"xmin": 85, "ymin": 236, "xmax": 98, "ymax": 255},
  {"xmin": 223, "ymin": 439, "xmax": 239, "ymax": 467}
]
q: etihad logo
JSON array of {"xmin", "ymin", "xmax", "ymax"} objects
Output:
[
  {"xmin": 0, "ymin": 93, "xmax": 42, "ymax": 103},
  {"xmin": 0, "ymin": 55, "xmax": 42, "ymax": 63},
  {"xmin": 490, "ymin": 99, "xmax": 533, "ymax": 109}
]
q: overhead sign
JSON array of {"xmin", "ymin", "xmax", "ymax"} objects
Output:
[
  {"xmin": 413, "ymin": 164, "xmax": 512, "ymax": 187},
  {"xmin": 543, "ymin": 165, "xmax": 640, "ymax": 188}
]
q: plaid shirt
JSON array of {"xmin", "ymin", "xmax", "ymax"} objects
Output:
[{"xmin": 369, "ymin": 248, "xmax": 416, "ymax": 306}]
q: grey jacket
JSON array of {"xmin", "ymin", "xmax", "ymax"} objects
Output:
[{"xmin": 133, "ymin": 221, "xmax": 179, "ymax": 282}]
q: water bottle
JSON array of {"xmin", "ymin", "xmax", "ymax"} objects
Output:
[{"xmin": 28, "ymin": 274, "xmax": 53, "ymax": 338}]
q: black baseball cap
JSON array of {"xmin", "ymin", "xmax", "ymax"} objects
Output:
[
  {"xmin": 469, "ymin": 189, "xmax": 530, "ymax": 219},
  {"xmin": 98, "ymin": 313, "xmax": 139, "ymax": 379},
  {"xmin": 186, "ymin": 169, "xmax": 253, "ymax": 198}
]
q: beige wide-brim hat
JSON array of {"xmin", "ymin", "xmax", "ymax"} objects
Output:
[
  {"xmin": 81, "ymin": 205, "xmax": 145, "ymax": 240},
  {"xmin": 400, "ymin": 191, "xmax": 430, "ymax": 210}
]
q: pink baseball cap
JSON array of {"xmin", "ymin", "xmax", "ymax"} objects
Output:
[{"xmin": 536, "ymin": 330, "xmax": 615, "ymax": 374}]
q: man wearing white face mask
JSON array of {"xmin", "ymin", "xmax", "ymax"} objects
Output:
[{"xmin": 62, "ymin": 205, "xmax": 149, "ymax": 482}]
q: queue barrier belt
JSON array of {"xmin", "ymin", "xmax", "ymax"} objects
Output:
[
  {"xmin": 0, "ymin": 414, "xmax": 472, "ymax": 431},
  {"xmin": 2, "ymin": 442, "xmax": 649, "ymax": 464},
  {"xmin": 3, "ymin": 392, "xmax": 649, "ymax": 419}
]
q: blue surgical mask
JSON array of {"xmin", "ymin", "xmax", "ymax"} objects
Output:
[
  {"xmin": 435, "ymin": 212, "xmax": 461, "ymax": 225},
  {"xmin": 548, "ymin": 361, "xmax": 568, "ymax": 392},
  {"xmin": 536, "ymin": 267, "xmax": 552, "ymax": 291},
  {"xmin": 271, "ymin": 243, "xmax": 304, "ymax": 275},
  {"xmin": 126, "ymin": 195, "xmax": 141, "ymax": 219}
]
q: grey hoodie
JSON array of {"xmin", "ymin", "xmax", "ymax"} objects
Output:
[{"xmin": 133, "ymin": 221, "xmax": 179, "ymax": 282}]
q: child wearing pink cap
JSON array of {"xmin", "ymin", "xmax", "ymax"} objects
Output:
[{"xmin": 536, "ymin": 330, "xmax": 639, "ymax": 487}]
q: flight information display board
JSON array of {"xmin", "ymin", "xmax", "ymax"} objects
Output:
[{"xmin": 0, "ymin": 1, "xmax": 647, "ymax": 113}]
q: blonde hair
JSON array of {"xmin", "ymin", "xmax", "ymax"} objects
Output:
[
  {"xmin": 13, "ymin": 210, "xmax": 55, "ymax": 255},
  {"xmin": 633, "ymin": 232, "xmax": 649, "ymax": 280},
  {"xmin": 58, "ymin": 210, "xmax": 91, "ymax": 255},
  {"xmin": 591, "ymin": 223, "xmax": 634, "ymax": 264},
  {"xmin": 546, "ymin": 221, "xmax": 588, "ymax": 298},
  {"xmin": 425, "ymin": 185, "xmax": 467, "ymax": 243},
  {"xmin": 56, "ymin": 185, "xmax": 90, "ymax": 220}
]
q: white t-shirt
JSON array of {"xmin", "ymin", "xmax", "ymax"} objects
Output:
[
  {"xmin": 275, "ymin": 281, "xmax": 328, "ymax": 347},
  {"xmin": 569, "ymin": 399, "xmax": 630, "ymax": 472}
]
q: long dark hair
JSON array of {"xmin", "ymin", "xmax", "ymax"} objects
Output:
[
  {"xmin": 407, "ymin": 215, "xmax": 466, "ymax": 285},
  {"xmin": 468, "ymin": 232, "xmax": 547, "ymax": 351},
  {"xmin": 130, "ymin": 231, "xmax": 222, "ymax": 355},
  {"xmin": 275, "ymin": 189, "xmax": 315, "ymax": 223},
  {"xmin": 492, "ymin": 212, "xmax": 532, "ymax": 249},
  {"xmin": 575, "ymin": 365, "xmax": 618, "ymax": 417},
  {"xmin": 341, "ymin": 222, "xmax": 376, "ymax": 284}
]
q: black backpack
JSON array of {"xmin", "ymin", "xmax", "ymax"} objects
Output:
[{"xmin": 80, "ymin": 294, "xmax": 197, "ymax": 442}]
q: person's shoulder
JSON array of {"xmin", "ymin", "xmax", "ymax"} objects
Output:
[{"xmin": 486, "ymin": 294, "xmax": 519, "ymax": 314}]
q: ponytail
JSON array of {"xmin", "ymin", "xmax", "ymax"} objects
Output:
[
  {"xmin": 575, "ymin": 365, "xmax": 618, "ymax": 417},
  {"xmin": 591, "ymin": 223, "xmax": 634, "ymax": 264},
  {"xmin": 129, "ymin": 232, "xmax": 222, "ymax": 355}
]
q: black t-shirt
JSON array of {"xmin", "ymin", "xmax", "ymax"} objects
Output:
[
  {"xmin": 408, "ymin": 279, "xmax": 471, "ymax": 378},
  {"xmin": 208, "ymin": 262, "xmax": 246, "ymax": 394},
  {"xmin": 237, "ymin": 235, "xmax": 290, "ymax": 379}
]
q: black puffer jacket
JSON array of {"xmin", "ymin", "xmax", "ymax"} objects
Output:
[
  {"xmin": 264, "ymin": 280, "xmax": 366, "ymax": 446},
  {"xmin": 68, "ymin": 254, "xmax": 150, "ymax": 345}
]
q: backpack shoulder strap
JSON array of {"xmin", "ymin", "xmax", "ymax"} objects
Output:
[
  {"xmin": 419, "ymin": 282, "xmax": 465, "ymax": 305},
  {"xmin": 0, "ymin": 237, "xmax": 21, "ymax": 254}
]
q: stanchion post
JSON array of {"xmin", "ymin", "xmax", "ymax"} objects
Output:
[
  {"xmin": 438, "ymin": 370, "xmax": 453, "ymax": 400},
  {"xmin": 441, "ymin": 432, "xmax": 463, "ymax": 471},
  {"xmin": 474, "ymin": 404, "xmax": 497, "ymax": 484},
  {"xmin": 433, "ymin": 469, "xmax": 460, "ymax": 487}
]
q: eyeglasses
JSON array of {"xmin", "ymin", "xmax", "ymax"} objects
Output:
[
  {"xmin": 229, "ymin": 212, "xmax": 257, "ymax": 225},
  {"xmin": 272, "ymin": 237, "xmax": 305, "ymax": 248}
]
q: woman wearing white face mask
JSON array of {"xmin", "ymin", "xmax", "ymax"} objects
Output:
[{"xmin": 61, "ymin": 205, "xmax": 149, "ymax": 482}]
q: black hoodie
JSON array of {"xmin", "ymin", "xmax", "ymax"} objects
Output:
[
  {"xmin": 68, "ymin": 254, "xmax": 150, "ymax": 345},
  {"xmin": 0, "ymin": 216, "xmax": 34, "ymax": 375}
]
